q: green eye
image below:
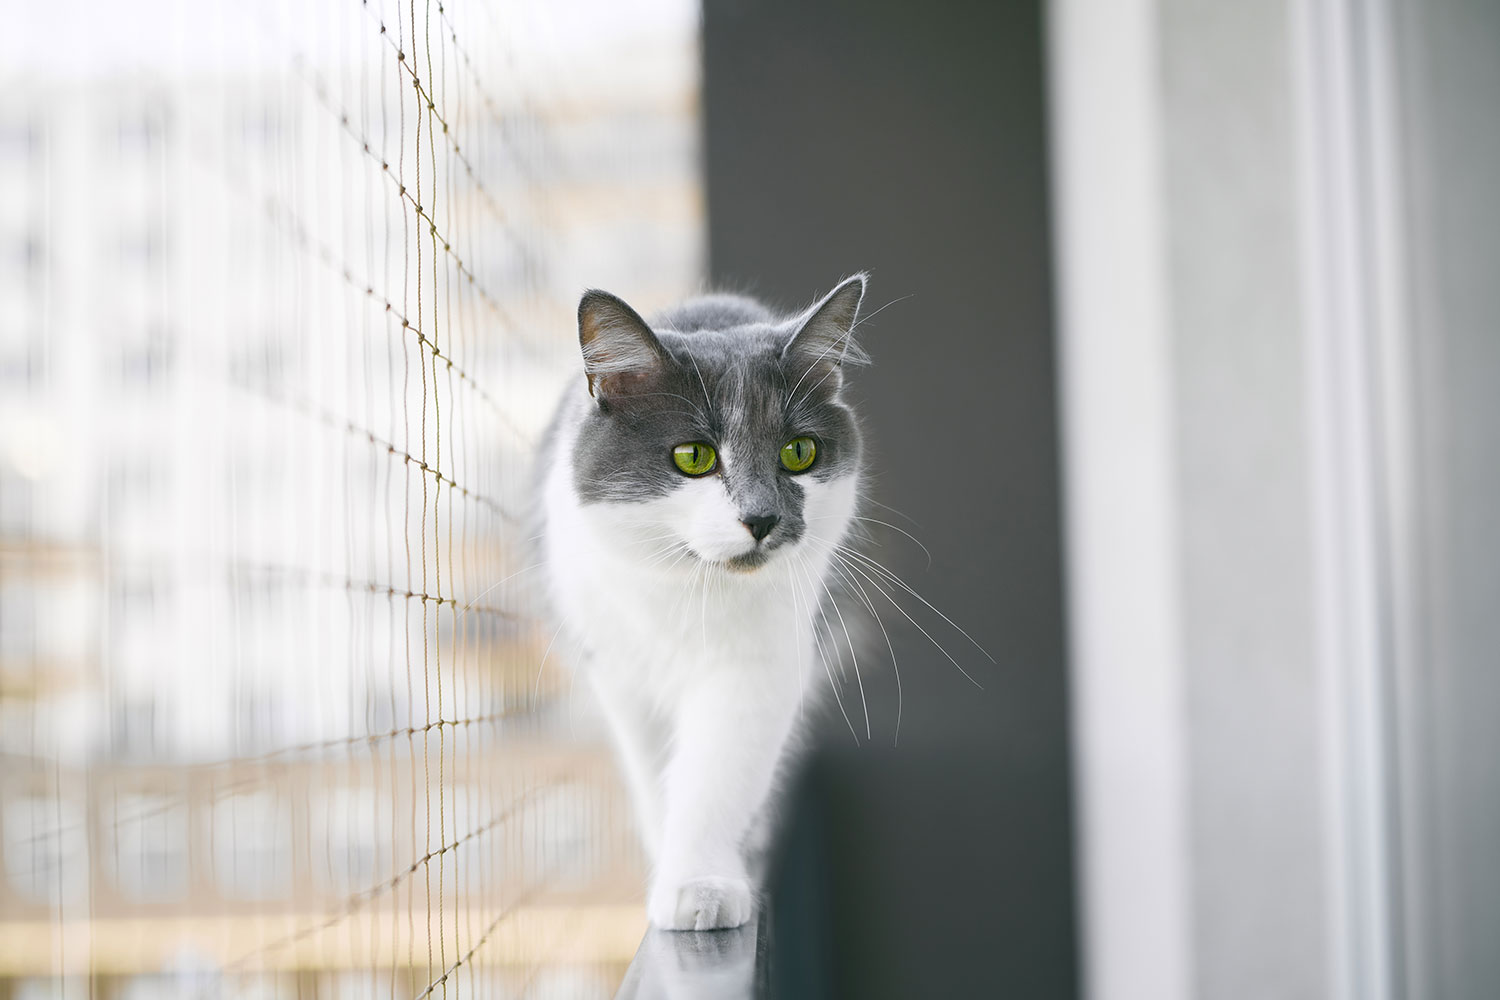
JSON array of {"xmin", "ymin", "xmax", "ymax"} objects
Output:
[
  {"xmin": 780, "ymin": 436, "xmax": 817, "ymax": 472},
  {"xmin": 672, "ymin": 441, "xmax": 717, "ymax": 476}
]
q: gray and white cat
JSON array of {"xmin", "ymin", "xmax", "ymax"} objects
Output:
[{"xmin": 536, "ymin": 274, "xmax": 869, "ymax": 930}]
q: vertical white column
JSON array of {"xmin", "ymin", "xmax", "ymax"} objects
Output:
[
  {"xmin": 1293, "ymin": 0, "xmax": 1410, "ymax": 996},
  {"xmin": 1047, "ymin": 2, "xmax": 1192, "ymax": 999}
]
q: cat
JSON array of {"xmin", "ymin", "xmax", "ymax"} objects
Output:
[{"xmin": 535, "ymin": 274, "xmax": 869, "ymax": 930}]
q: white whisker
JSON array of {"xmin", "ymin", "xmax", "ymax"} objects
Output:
[
  {"xmin": 836, "ymin": 546, "xmax": 995, "ymax": 664},
  {"xmin": 458, "ymin": 561, "xmax": 544, "ymax": 618},
  {"xmin": 828, "ymin": 555, "xmax": 902, "ymax": 746},
  {"xmin": 807, "ymin": 550, "xmax": 870, "ymax": 740},
  {"xmin": 791, "ymin": 550, "xmax": 859, "ymax": 745},
  {"xmin": 849, "ymin": 516, "xmax": 933, "ymax": 569},
  {"xmin": 532, "ymin": 620, "xmax": 568, "ymax": 708},
  {"xmin": 832, "ymin": 550, "xmax": 984, "ymax": 691},
  {"xmin": 846, "ymin": 292, "xmax": 913, "ymax": 335}
]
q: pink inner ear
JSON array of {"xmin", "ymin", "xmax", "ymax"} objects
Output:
[{"xmin": 592, "ymin": 368, "xmax": 659, "ymax": 401}]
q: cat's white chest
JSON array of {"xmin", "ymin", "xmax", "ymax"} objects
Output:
[
  {"xmin": 542, "ymin": 470, "xmax": 806, "ymax": 691},
  {"xmin": 551, "ymin": 542, "xmax": 802, "ymax": 686}
]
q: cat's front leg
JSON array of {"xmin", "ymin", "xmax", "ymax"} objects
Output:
[
  {"xmin": 589, "ymin": 668, "xmax": 666, "ymax": 861},
  {"xmin": 648, "ymin": 665, "xmax": 798, "ymax": 930}
]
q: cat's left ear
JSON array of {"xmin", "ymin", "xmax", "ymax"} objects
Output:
[{"xmin": 782, "ymin": 273, "xmax": 869, "ymax": 389}]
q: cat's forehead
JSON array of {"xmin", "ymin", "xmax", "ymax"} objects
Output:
[
  {"xmin": 658, "ymin": 323, "xmax": 784, "ymax": 369},
  {"xmin": 659, "ymin": 326, "xmax": 792, "ymax": 406}
]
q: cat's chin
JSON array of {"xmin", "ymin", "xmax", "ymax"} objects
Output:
[
  {"xmin": 677, "ymin": 539, "xmax": 781, "ymax": 573},
  {"xmin": 719, "ymin": 548, "xmax": 774, "ymax": 573}
]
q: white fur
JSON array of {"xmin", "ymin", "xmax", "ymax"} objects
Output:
[{"xmin": 540, "ymin": 393, "xmax": 858, "ymax": 930}]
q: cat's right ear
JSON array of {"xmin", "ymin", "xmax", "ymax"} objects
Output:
[{"xmin": 578, "ymin": 290, "xmax": 670, "ymax": 407}]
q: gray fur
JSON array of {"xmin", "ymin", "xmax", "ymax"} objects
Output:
[{"xmin": 548, "ymin": 276, "xmax": 868, "ymax": 571}]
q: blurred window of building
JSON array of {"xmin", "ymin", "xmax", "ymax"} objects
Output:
[
  {"xmin": 212, "ymin": 790, "xmax": 294, "ymax": 901},
  {"xmin": 108, "ymin": 790, "xmax": 190, "ymax": 903},
  {"xmin": 2, "ymin": 794, "xmax": 88, "ymax": 905}
]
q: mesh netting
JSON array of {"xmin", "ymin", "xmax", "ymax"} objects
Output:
[{"xmin": 0, "ymin": 0, "xmax": 702, "ymax": 995}]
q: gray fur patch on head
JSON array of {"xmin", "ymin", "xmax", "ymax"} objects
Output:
[{"xmin": 564, "ymin": 276, "xmax": 870, "ymax": 553}]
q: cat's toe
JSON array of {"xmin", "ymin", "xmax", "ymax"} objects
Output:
[{"xmin": 648, "ymin": 875, "xmax": 754, "ymax": 931}]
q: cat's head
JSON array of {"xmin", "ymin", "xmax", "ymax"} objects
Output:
[{"xmin": 570, "ymin": 275, "xmax": 868, "ymax": 573}]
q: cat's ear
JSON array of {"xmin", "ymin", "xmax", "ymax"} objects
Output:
[
  {"xmin": 578, "ymin": 290, "xmax": 670, "ymax": 405},
  {"xmin": 782, "ymin": 273, "xmax": 869, "ymax": 389}
]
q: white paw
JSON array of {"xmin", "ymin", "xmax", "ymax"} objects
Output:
[{"xmin": 647, "ymin": 875, "xmax": 754, "ymax": 931}]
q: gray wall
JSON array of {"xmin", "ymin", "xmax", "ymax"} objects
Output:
[
  {"xmin": 1394, "ymin": 0, "xmax": 1500, "ymax": 995},
  {"xmin": 701, "ymin": 1, "xmax": 1076, "ymax": 996}
]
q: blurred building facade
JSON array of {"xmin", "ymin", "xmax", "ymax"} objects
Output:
[{"xmin": 0, "ymin": 1, "xmax": 703, "ymax": 996}]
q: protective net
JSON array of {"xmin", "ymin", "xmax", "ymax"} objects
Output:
[{"xmin": 0, "ymin": 1, "xmax": 702, "ymax": 995}]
